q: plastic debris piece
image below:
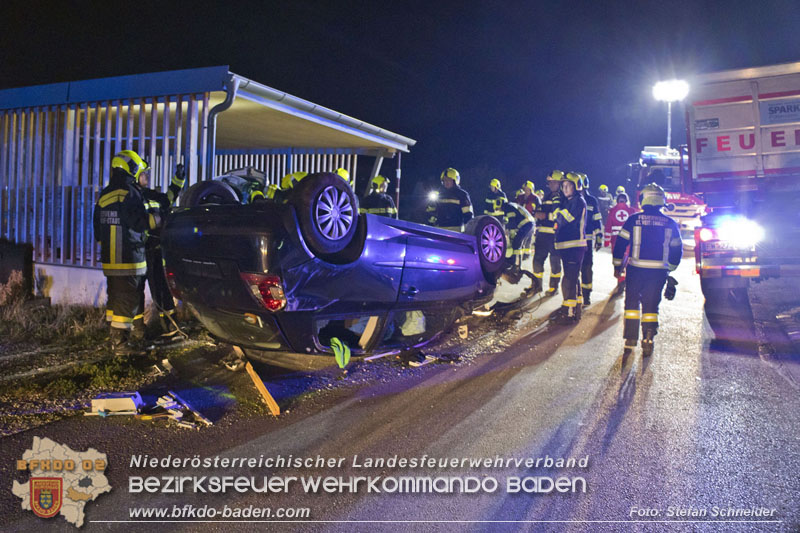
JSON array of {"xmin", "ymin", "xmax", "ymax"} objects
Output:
[
  {"xmin": 90, "ymin": 392, "xmax": 144, "ymax": 414},
  {"xmin": 168, "ymin": 390, "xmax": 213, "ymax": 426},
  {"xmin": 409, "ymin": 354, "xmax": 437, "ymax": 367},
  {"xmin": 245, "ymin": 361, "xmax": 281, "ymax": 416}
]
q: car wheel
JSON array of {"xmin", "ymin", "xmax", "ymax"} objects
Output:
[
  {"xmin": 290, "ymin": 172, "xmax": 359, "ymax": 256},
  {"xmin": 467, "ymin": 216, "xmax": 506, "ymax": 282},
  {"xmin": 180, "ymin": 180, "xmax": 240, "ymax": 207}
]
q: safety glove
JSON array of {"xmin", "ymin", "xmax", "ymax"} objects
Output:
[
  {"xmin": 594, "ymin": 234, "xmax": 602, "ymax": 251},
  {"xmin": 664, "ymin": 276, "xmax": 678, "ymax": 300}
]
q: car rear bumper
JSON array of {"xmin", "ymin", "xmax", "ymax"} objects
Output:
[{"xmin": 188, "ymin": 302, "xmax": 290, "ymax": 351}]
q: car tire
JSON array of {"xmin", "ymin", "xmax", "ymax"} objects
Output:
[
  {"xmin": 289, "ymin": 172, "xmax": 359, "ymax": 257},
  {"xmin": 467, "ymin": 216, "xmax": 506, "ymax": 282},
  {"xmin": 180, "ymin": 180, "xmax": 240, "ymax": 207}
]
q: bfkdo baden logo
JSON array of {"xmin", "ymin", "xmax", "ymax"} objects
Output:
[
  {"xmin": 12, "ymin": 437, "xmax": 111, "ymax": 528},
  {"xmin": 31, "ymin": 477, "xmax": 63, "ymax": 518}
]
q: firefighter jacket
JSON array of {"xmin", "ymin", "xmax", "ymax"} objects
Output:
[
  {"xmin": 484, "ymin": 189, "xmax": 507, "ymax": 216},
  {"xmin": 583, "ymin": 192, "xmax": 603, "ymax": 243},
  {"xmin": 514, "ymin": 191, "xmax": 540, "ymax": 215},
  {"xmin": 359, "ymin": 192, "xmax": 397, "ymax": 218},
  {"xmin": 536, "ymin": 189, "xmax": 563, "ymax": 234},
  {"xmin": 426, "ymin": 185, "xmax": 473, "ymax": 231},
  {"xmin": 554, "ymin": 194, "xmax": 587, "ymax": 250},
  {"xmin": 501, "ymin": 201, "xmax": 535, "ymax": 234},
  {"xmin": 613, "ymin": 206, "xmax": 683, "ymax": 270},
  {"xmin": 142, "ymin": 172, "xmax": 185, "ymax": 246},
  {"xmin": 597, "ymin": 192, "xmax": 613, "ymax": 220},
  {"xmin": 604, "ymin": 203, "xmax": 638, "ymax": 246},
  {"xmin": 93, "ymin": 170, "xmax": 150, "ymax": 276}
]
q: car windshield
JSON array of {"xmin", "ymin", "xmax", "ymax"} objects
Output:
[{"xmin": 641, "ymin": 165, "xmax": 682, "ymax": 193}]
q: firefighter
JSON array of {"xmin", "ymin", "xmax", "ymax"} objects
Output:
[
  {"xmin": 483, "ymin": 178, "xmax": 507, "ymax": 216},
  {"xmin": 515, "ymin": 180, "xmax": 540, "ymax": 215},
  {"xmin": 359, "ymin": 174, "xmax": 397, "ymax": 218},
  {"xmin": 596, "ymin": 184, "xmax": 613, "ymax": 220},
  {"xmin": 531, "ymin": 170, "xmax": 564, "ymax": 294},
  {"xmin": 500, "ymin": 199, "xmax": 535, "ymax": 269},
  {"xmin": 613, "ymin": 183, "xmax": 682, "ymax": 356},
  {"xmin": 579, "ymin": 173, "xmax": 603, "ymax": 306},
  {"xmin": 553, "ymin": 172, "xmax": 587, "ymax": 323},
  {"xmin": 426, "ymin": 168, "xmax": 473, "ymax": 231},
  {"xmin": 139, "ymin": 162, "xmax": 185, "ymax": 336},
  {"xmin": 604, "ymin": 193, "xmax": 637, "ymax": 248},
  {"xmin": 535, "ymin": 189, "xmax": 545, "ymax": 203},
  {"xmin": 93, "ymin": 150, "xmax": 152, "ymax": 355},
  {"xmin": 616, "ymin": 185, "xmax": 626, "ymax": 197}
]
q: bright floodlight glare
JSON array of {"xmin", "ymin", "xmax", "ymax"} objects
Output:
[
  {"xmin": 717, "ymin": 217, "xmax": 765, "ymax": 248},
  {"xmin": 698, "ymin": 228, "xmax": 715, "ymax": 242},
  {"xmin": 652, "ymin": 79, "xmax": 690, "ymax": 102},
  {"xmin": 428, "ymin": 191, "xmax": 440, "ymax": 201}
]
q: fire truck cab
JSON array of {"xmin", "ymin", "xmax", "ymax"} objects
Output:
[{"xmin": 626, "ymin": 145, "xmax": 706, "ymax": 249}]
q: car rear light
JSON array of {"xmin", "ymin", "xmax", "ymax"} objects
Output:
[
  {"xmin": 240, "ymin": 273, "xmax": 286, "ymax": 311},
  {"xmin": 164, "ymin": 267, "xmax": 182, "ymax": 299}
]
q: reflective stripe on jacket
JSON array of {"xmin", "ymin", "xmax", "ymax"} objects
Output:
[
  {"xmin": 612, "ymin": 206, "xmax": 683, "ymax": 270},
  {"xmin": 427, "ymin": 185, "xmax": 473, "ymax": 229},
  {"xmin": 93, "ymin": 170, "xmax": 149, "ymax": 276},
  {"xmin": 359, "ymin": 192, "xmax": 398, "ymax": 218},
  {"xmin": 554, "ymin": 194, "xmax": 587, "ymax": 250}
]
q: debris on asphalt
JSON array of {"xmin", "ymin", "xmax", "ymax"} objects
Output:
[
  {"xmin": 88, "ymin": 392, "xmax": 144, "ymax": 415},
  {"xmin": 169, "ymin": 390, "xmax": 213, "ymax": 426},
  {"xmin": 245, "ymin": 361, "xmax": 281, "ymax": 416},
  {"xmin": 408, "ymin": 354, "xmax": 438, "ymax": 367}
]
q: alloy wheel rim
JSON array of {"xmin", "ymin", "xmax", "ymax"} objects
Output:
[
  {"xmin": 315, "ymin": 186, "xmax": 354, "ymax": 240},
  {"xmin": 481, "ymin": 224, "xmax": 504, "ymax": 262}
]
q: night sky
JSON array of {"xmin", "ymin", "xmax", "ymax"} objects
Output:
[{"xmin": 2, "ymin": 0, "xmax": 800, "ymax": 201}]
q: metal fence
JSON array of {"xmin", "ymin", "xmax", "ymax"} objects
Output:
[{"xmin": 0, "ymin": 97, "xmax": 365, "ymax": 268}]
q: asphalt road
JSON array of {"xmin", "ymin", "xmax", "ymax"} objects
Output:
[{"xmin": 3, "ymin": 250, "xmax": 799, "ymax": 532}]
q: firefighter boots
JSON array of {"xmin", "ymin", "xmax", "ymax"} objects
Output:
[{"xmin": 641, "ymin": 330, "xmax": 655, "ymax": 357}]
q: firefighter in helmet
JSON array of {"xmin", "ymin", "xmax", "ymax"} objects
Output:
[
  {"xmin": 93, "ymin": 150, "xmax": 152, "ymax": 354},
  {"xmin": 515, "ymin": 180, "xmax": 540, "ymax": 215},
  {"xmin": 499, "ymin": 198, "xmax": 535, "ymax": 269},
  {"xmin": 531, "ymin": 170, "xmax": 564, "ymax": 294},
  {"xmin": 360, "ymin": 174, "xmax": 397, "ymax": 218},
  {"xmin": 596, "ymin": 183, "xmax": 613, "ymax": 220},
  {"xmin": 553, "ymin": 172, "xmax": 587, "ymax": 323},
  {"xmin": 613, "ymin": 183, "xmax": 682, "ymax": 356},
  {"xmin": 484, "ymin": 178, "xmax": 507, "ymax": 216},
  {"xmin": 426, "ymin": 168, "xmax": 473, "ymax": 231},
  {"xmin": 138, "ymin": 160, "xmax": 186, "ymax": 336}
]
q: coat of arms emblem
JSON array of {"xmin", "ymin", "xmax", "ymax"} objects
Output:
[{"xmin": 30, "ymin": 477, "xmax": 62, "ymax": 518}]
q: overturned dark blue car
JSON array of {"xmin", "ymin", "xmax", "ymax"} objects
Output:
[{"xmin": 161, "ymin": 170, "xmax": 506, "ymax": 367}]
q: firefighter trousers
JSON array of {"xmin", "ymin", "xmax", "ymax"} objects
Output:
[
  {"xmin": 106, "ymin": 275, "xmax": 145, "ymax": 331},
  {"xmin": 533, "ymin": 232, "xmax": 562, "ymax": 290},
  {"xmin": 579, "ymin": 241, "xmax": 593, "ymax": 303},
  {"xmin": 509, "ymin": 222, "xmax": 534, "ymax": 267},
  {"xmin": 146, "ymin": 244, "xmax": 175, "ymax": 318},
  {"xmin": 559, "ymin": 247, "xmax": 585, "ymax": 317},
  {"xmin": 623, "ymin": 266, "xmax": 668, "ymax": 342}
]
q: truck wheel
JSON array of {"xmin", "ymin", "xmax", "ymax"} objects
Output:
[
  {"xmin": 289, "ymin": 172, "xmax": 359, "ymax": 257},
  {"xmin": 180, "ymin": 180, "xmax": 240, "ymax": 207},
  {"xmin": 467, "ymin": 216, "xmax": 506, "ymax": 282}
]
